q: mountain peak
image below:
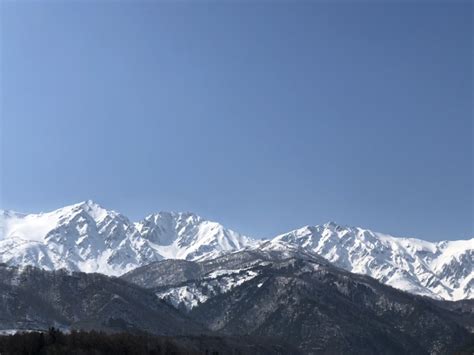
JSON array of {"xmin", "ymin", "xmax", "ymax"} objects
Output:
[
  {"xmin": 322, "ymin": 221, "xmax": 341, "ymax": 229},
  {"xmin": 72, "ymin": 199, "xmax": 104, "ymax": 210},
  {"xmin": 67, "ymin": 200, "xmax": 114, "ymax": 222},
  {"xmin": 142, "ymin": 211, "xmax": 205, "ymax": 228},
  {"xmin": 79, "ymin": 199, "xmax": 100, "ymax": 208}
]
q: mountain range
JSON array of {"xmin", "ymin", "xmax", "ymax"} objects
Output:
[{"xmin": 0, "ymin": 200, "xmax": 472, "ymax": 301}]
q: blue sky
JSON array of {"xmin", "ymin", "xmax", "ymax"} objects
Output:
[{"xmin": 1, "ymin": 1, "xmax": 472, "ymax": 241}]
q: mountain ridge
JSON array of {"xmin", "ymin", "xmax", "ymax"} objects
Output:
[{"xmin": 1, "ymin": 201, "xmax": 472, "ymax": 301}]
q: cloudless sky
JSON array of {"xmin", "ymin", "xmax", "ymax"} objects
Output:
[{"xmin": 1, "ymin": 1, "xmax": 472, "ymax": 241}]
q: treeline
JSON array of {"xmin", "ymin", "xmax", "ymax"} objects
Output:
[
  {"xmin": 0, "ymin": 328, "xmax": 208, "ymax": 355},
  {"xmin": 0, "ymin": 328, "xmax": 301, "ymax": 355}
]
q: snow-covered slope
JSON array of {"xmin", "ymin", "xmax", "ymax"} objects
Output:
[
  {"xmin": 0, "ymin": 201, "xmax": 472, "ymax": 300},
  {"xmin": 0, "ymin": 201, "xmax": 254, "ymax": 276},
  {"xmin": 264, "ymin": 222, "xmax": 473, "ymax": 301},
  {"xmin": 135, "ymin": 212, "xmax": 253, "ymax": 261}
]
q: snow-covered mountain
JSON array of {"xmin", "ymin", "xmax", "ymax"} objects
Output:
[
  {"xmin": 0, "ymin": 201, "xmax": 153, "ymax": 275},
  {"xmin": 0, "ymin": 201, "xmax": 472, "ymax": 300},
  {"xmin": 0, "ymin": 201, "xmax": 254, "ymax": 276},
  {"xmin": 263, "ymin": 223, "xmax": 473, "ymax": 301}
]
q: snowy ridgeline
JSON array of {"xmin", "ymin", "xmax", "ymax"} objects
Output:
[{"xmin": 0, "ymin": 200, "xmax": 472, "ymax": 301}]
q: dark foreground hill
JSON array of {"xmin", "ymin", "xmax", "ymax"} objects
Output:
[
  {"xmin": 0, "ymin": 264, "xmax": 201, "ymax": 335},
  {"xmin": 124, "ymin": 250, "xmax": 474, "ymax": 355}
]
